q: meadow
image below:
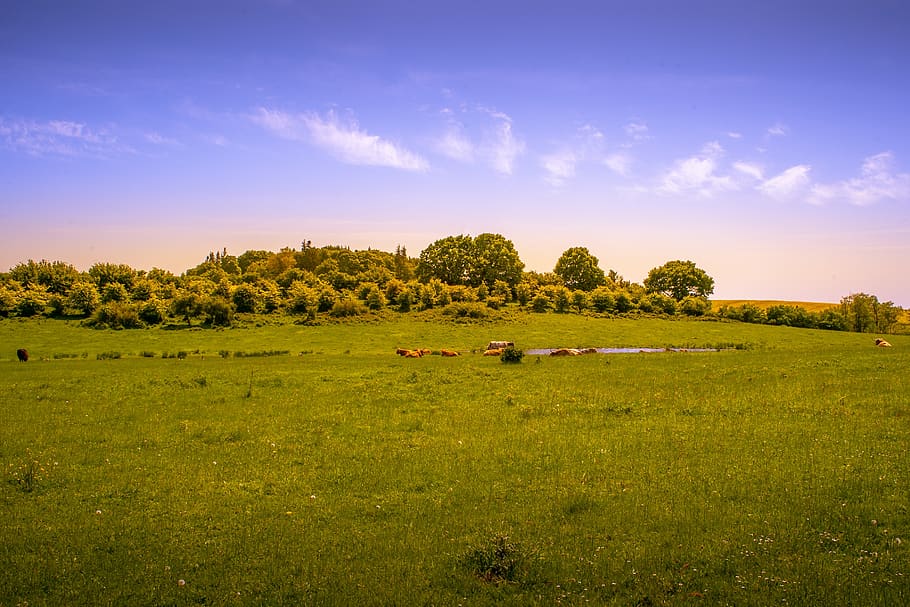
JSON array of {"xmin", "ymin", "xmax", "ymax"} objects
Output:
[{"xmin": 1, "ymin": 314, "xmax": 908, "ymax": 606}]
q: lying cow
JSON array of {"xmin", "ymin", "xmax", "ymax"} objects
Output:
[
  {"xmin": 550, "ymin": 348, "xmax": 581, "ymax": 356},
  {"xmin": 486, "ymin": 341, "xmax": 514, "ymax": 351},
  {"xmin": 16, "ymin": 348, "xmax": 29, "ymax": 362},
  {"xmin": 440, "ymin": 349, "xmax": 460, "ymax": 357},
  {"xmin": 875, "ymin": 338, "xmax": 892, "ymax": 347},
  {"xmin": 483, "ymin": 348, "xmax": 504, "ymax": 356}
]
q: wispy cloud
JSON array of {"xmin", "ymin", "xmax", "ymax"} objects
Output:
[
  {"xmin": 624, "ymin": 121, "xmax": 650, "ymax": 142},
  {"xmin": 435, "ymin": 127, "xmax": 475, "ymax": 162},
  {"xmin": 659, "ymin": 141, "xmax": 736, "ymax": 196},
  {"xmin": 252, "ymin": 107, "xmax": 429, "ymax": 172},
  {"xmin": 810, "ymin": 152, "xmax": 910, "ymax": 206},
  {"xmin": 540, "ymin": 124, "xmax": 604, "ymax": 186},
  {"xmin": 759, "ymin": 165, "xmax": 812, "ymax": 200},
  {"xmin": 145, "ymin": 132, "xmax": 179, "ymax": 146},
  {"xmin": 604, "ymin": 152, "xmax": 632, "ymax": 176},
  {"xmin": 540, "ymin": 150, "xmax": 577, "ymax": 186},
  {"xmin": 767, "ymin": 123, "xmax": 788, "ymax": 137},
  {"xmin": 481, "ymin": 110, "xmax": 525, "ymax": 175},
  {"xmin": 733, "ymin": 161, "xmax": 764, "ymax": 181},
  {"xmin": 0, "ymin": 117, "xmax": 129, "ymax": 157}
]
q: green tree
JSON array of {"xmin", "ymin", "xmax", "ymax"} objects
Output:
[
  {"xmin": 554, "ymin": 247, "xmax": 606, "ymax": 291},
  {"xmin": 89, "ymin": 262, "xmax": 136, "ymax": 289},
  {"xmin": 417, "ymin": 235, "xmax": 476, "ymax": 285},
  {"xmin": 8, "ymin": 260, "xmax": 80, "ymax": 294},
  {"xmin": 67, "ymin": 281, "xmax": 101, "ymax": 316},
  {"xmin": 644, "ymin": 260, "xmax": 715, "ymax": 301},
  {"xmin": 473, "ymin": 233, "xmax": 525, "ymax": 288}
]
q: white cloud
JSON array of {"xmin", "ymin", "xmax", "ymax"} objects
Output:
[
  {"xmin": 252, "ymin": 107, "xmax": 428, "ymax": 172},
  {"xmin": 145, "ymin": 132, "xmax": 179, "ymax": 146},
  {"xmin": 758, "ymin": 165, "xmax": 812, "ymax": 200},
  {"xmin": 727, "ymin": 131, "xmax": 743, "ymax": 139},
  {"xmin": 659, "ymin": 141, "xmax": 735, "ymax": 196},
  {"xmin": 767, "ymin": 123, "xmax": 788, "ymax": 136},
  {"xmin": 624, "ymin": 121, "xmax": 650, "ymax": 142},
  {"xmin": 0, "ymin": 117, "xmax": 126, "ymax": 157},
  {"xmin": 435, "ymin": 128, "xmax": 474, "ymax": 162},
  {"xmin": 810, "ymin": 152, "xmax": 910, "ymax": 206},
  {"xmin": 484, "ymin": 115, "xmax": 524, "ymax": 175},
  {"xmin": 541, "ymin": 150, "xmax": 577, "ymax": 186},
  {"xmin": 604, "ymin": 153, "xmax": 632, "ymax": 176},
  {"xmin": 733, "ymin": 161, "xmax": 764, "ymax": 181}
]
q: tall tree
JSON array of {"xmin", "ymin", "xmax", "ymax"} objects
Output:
[
  {"xmin": 473, "ymin": 233, "xmax": 524, "ymax": 287},
  {"xmin": 644, "ymin": 260, "xmax": 714, "ymax": 301},
  {"xmin": 553, "ymin": 247, "xmax": 606, "ymax": 291},
  {"xmin": 416, "ymin": 235, "xmax": 476, "ymax": 285}
]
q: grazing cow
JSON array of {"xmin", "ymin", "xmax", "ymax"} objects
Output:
[
  {"xmin": 419, "ymin": 349, "xmax": 432, "ymax": 356},
  {"xmin": 396, "ymin": 348, "xmax": 410, "ymax": 356},
  {"xmin": 483, "ymin": 348, "xmax": 504, "ymax": 356},
  {"xmin": 550, "ymin": 348, "xmax": 581, "ymax": 356},
  {"xmin": 486, "ymin": 341, "xmax": 514, "ymax": 351},
  {"xmin": 440, "ymin": 349, "xmax": 460, "ymax": 357},
  {"xmin": 875, "ymin": 338, "xmax": 892, "ymax": 347},
  {"xmin": 16, "ymin": 348, "xmax": 29, "ymax": 362},
  {"xmin": 404, "ymin": 350, "xmax": 422, "ymax": 358}
]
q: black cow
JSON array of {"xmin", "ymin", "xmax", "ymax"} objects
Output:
[{"xmin": 16, "ymin": 348, "xmax": 29, "ymax": 362}]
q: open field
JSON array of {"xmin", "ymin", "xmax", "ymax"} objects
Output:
[
  {"xmin": 2, "ymin": 315, "xmax": 908, "ymax": 606},
  {"xmin": 712, "ymin": 300, "xmax": 838, "ymax": 313}
]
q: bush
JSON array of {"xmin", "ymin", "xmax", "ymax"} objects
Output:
[
  {"xmin": 204, "ymin": 296, "xmax": 234, "ymax": 327},
  {"xmin": 679, "ymin": 296, "xmax": 711, "ymax": 317},
  {"xmin": 500, "ymin": 346, "xmax": 524, "ymax": 364},
  {"xmin": 530, "ymin": 293, "xmax": 550, "ymax": 313},
  {"xmin": 91, "ymin": 302, "xmax": 142, "ymax": 329},
  {"xmin": 441, "ymin": 302, "xmax": 489, "ymax": 319},
  {"xmin": 138, "ymin": 299, "xmax": 167, "ymax": 325},
  {"xmin": 330, "ymin": 297, "xmax": 367, "ymax": 318}
]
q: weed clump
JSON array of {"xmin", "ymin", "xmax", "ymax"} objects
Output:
[
  {"xmin": 96, "ymin": 351, "xmax": 122, "ymax": 360},
  {"xmin": 460, "ymin": 534, "xmax": 532, "ymax": 584}
]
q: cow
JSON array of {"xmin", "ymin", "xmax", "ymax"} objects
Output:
[
  {"xmin": 579, "ymin": 348, "xmax": 599, "ymax": 354},
  {"xmin": 440, "ymin": 349, "xmax": 460, "ymax": 357},
  {"xmin": 486, "ymin": 341, "xmax": 514, "ymax": 351},
  {"xmin": 550, "ymin": 348, "xmax": 581, "ymax": 356},
  {"xmin": 418, "ymin": 348, "xmax": 432, "ymax": 356},
  {"xmin": 875, "ymin": 338, "xmax": 892, "ymax": 347},
  {"xmin": 404, "ymin": 350, "xmax": 422, "ymax": 358},
  {"xmin": 16, "ymin": 348, "xmax": 29, "ymax": 362},
  {"xmin": 483, "ymin": 348, "xmax": 504, "ymax": 356}
]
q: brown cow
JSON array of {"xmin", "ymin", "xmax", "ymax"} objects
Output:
[
  {"xmin": 16, "ymin": 348, "xmax": 29, "ymax": 362},
  {"xmin": 875, "ymin": 338, "xmax": 892, "ymax": 347},
  {"xmin": 550, "ymin": 348, "xmax": 581, "ymax": 356},
  {"xmin": 404, "ymin": 350, "xmax": 422, "ymax": 358},
  {"xmin": 440, "ymin": 349, "xmax": 460, "ymax": 357},
  {"xmin": 483, "ymin": 348, "xmax": 504, "ymax": 356}
]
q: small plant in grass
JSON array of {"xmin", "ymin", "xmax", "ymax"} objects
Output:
[
  {"xmin": 460, "ymin": 534, "xmax": 532, "ymax": 583},
  {"xmin": 96, "ymin": 351, "xmax": 122, "ymax": 360},
  {"xmin": 176, "ymin": 351, "xmax": 188, "ymax": 360},
  {"xmin": 500, "ymin": 346, "xmax": 524, "ymax": 364},
  {"xmin": 8, "ymin": 450, "xmax": 52, "ymax": 493}
]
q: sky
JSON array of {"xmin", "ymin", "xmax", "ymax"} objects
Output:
[{"xmin": 2, "ymin": 0, "xmax": 909, "ymax": 305}]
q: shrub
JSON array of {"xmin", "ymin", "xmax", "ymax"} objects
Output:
[
  {"xmin": 330, "ymin": 297, "xmax": 367, "ymax": 318},
  {"xmin": 500, "ymin": 346, "xmax": 524, "ymax": 364},
  {"xmin": 530, "ymin": 293, "xmax": 550, "ymax": 313},
  {"xmin": 138, "ymin": 299, "xmax": 167, "ymax": 325},
  {"xmin": 91, "ymin": 302, "xmax": 142, "ymax": 329},
  {"xmin": 679, "ymin": 296, "xmax": 711, "ymax": 317},
  {"xmin": 204, "ymin": 296, "xmax": 234, "ymax": 327},
  {"xmin": 441, "ymin": 302, "xmax": 489, "ymax": 319}
]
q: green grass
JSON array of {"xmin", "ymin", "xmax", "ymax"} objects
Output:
[{"xmin": 1, "ymin": 314, "xmax": 908, "ymax": 605}]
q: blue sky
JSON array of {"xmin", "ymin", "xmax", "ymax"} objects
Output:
[{"xmin": 2, "ymin": 0, "xmax": 909, "ymax": 305}]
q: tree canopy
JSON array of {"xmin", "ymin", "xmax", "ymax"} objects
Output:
[
  {"xmin": 643, "ymin": 260, "xmax": 714, "ymax": 301},
  {"xmin": 553, "ymin": 247, "xmax": 606, "ymax": 291},
  {"xmin": 416, "ymin": 233, "xmax": 524, "ymax": 288}
]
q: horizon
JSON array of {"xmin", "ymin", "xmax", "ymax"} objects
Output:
[{"xmin": 2, "ymin": 1, "xmax": 909, "ymax": 306}]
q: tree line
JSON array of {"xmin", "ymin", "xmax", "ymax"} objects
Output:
[{"xmin": 0, "ymin": 234, "xmax": 902, "ymax": 334}]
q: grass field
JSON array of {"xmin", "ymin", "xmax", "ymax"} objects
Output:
[
  {"xmin": 1, "ymin": 314, "xmax": 908, "ymax": 606},
  {"xmin": 712, "ymin": 300, "xmax": 838, "ymax": 313}
]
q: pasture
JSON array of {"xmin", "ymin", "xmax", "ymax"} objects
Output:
[{"xmin": 1, "ymin": 315, "xmax": 908, "ymax": 606}]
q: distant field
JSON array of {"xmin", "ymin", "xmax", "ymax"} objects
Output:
[
  {"xmin": 712, "ymin": 299, "xmax": 838, "ymax": 313},
  {"xmin": 1, "ymin": 315, "xmax": 907, "ymax": 606}
]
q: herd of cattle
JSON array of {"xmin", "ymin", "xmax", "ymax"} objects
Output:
[{"xmin": 10, "ymin": 337, "xmax": 897, "ymax": 363}]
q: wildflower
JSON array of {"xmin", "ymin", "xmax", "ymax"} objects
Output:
[{"xmin": 178, "ymin": 579, "xmax": 186, "ymax": 587}]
